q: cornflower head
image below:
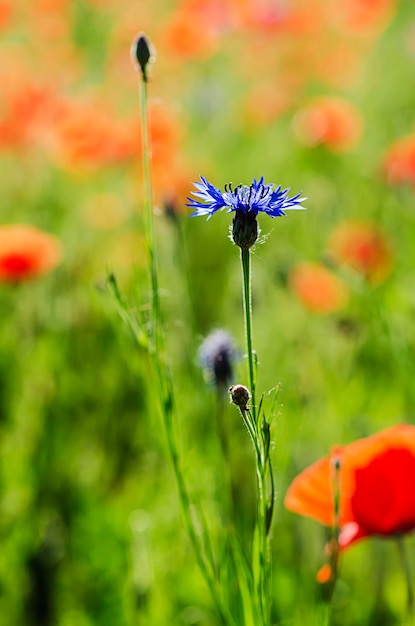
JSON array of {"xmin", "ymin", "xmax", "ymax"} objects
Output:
[
  {"xmin": 187, "ymin": 176, "xmax": 306, "ymax": 248},
  {"xmin": 198, "ymin": 329, "xmax": 237, "ymax": 390}
]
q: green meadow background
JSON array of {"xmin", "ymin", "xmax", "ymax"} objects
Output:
[{"xmin": 1, "ymin": 0, "xmax": 415, "ymax": 624}]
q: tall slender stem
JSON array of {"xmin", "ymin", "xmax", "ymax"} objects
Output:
[
  {"xmin": 137, "ymin": 57, "xmax": 233, "ymax": 626},
  {"xmin": 241, "ymin": 247, "xmax": 256, "ymax": 420},
  {"xmin": 240, "ymin": 247, "xmax": 270, "ymax": 626},
  {"xmin": 257, "ymin": 460, "xmax": 269, "ymax": 625},
  {"xmin": 139, "ymin": 78, "xmax": 160, "ymax": 350},
  {"xmin": 324, "ymin": 456, "xmax": 341, "ymax": 605},
  {"xmin": 397, "ymin": 535, "xmax": 414, "ymax": 616}
]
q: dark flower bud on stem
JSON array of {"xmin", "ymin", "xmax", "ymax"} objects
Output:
[
  {"xmin": 228, "ymin": 384, "xmax": 251, "ymax": 411},
  {"xmin": 131, "ymin": 33, "xmax": 155, "ymax": 82},
  {"xmin": 231, "ymin": 211, "xmax": 259, "ymax": 249}
]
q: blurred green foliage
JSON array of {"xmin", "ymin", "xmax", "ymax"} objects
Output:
[{"xmin": 1, "ymin": 0, "xmax": 415, "ymax": 624}]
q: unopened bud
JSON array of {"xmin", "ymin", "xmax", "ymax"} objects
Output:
[
  {"xmin": 228, "ymin": 384, "xmax": 251, "ymax": 411},
  {"xmin": 131, "ymin": 33, "xmax": 155, "ymax": 82}
]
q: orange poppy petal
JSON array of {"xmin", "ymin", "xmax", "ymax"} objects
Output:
[
  {"xmin": 285, "ymin": 456, "xmax": 335, "ymax": 526},
  {"xmin": 316, "ymin": 563, "xmax": 333, "ymax": 584},
  {"xmin": 289, "ymin": 262, "xmax": 349, "ymax": 314},
  {"xmin": 286, "ymin": 424, "xmax": 415, "ymax": 547}
]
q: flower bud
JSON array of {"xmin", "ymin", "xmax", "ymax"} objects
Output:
[
  {"xmin": 228, "ymin": 384, "xmax": 251, "ymax": 411},
  {"xmin": 231, "ymin": 211, "xmax": 259, "ymax": 249},
  {"xmin": 131, "ymin": 33, "xmax": 155, "ymax": 82}
]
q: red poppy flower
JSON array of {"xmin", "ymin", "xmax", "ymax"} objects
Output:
[
  {"xmin": 327, "ymin": 220, "xmax": 393, "ymax": 284},
  {"xmin": 0, "ymin": 225, "xmax": 62, "ymax": 282},
  {"xmin": 289, "ymin": 262, "xmax": 349, "ymax": 314},
  {"xmin": 285, "ymin": 424, "xmax": 415, "ymax": 549}
]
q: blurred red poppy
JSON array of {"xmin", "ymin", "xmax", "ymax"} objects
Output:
[
  {"xmin": 285, "ymin": 424, "xmax": 415, "ymax": 549},
  {"xmin": 327, "ymin": 220, "xmax": 393, "ymax": 284},
  {"xmin": 0, "ymin": 225, "xmax": 62, "ymax": 282},
  {"xmin": 384, "ymin": 134, "xmax": 415, "ymax": 188},
  {"xmin": 293, "ymin": 96, "xmax": 363, "ymax": 152},
  {"xmin": 289, "ymin": 261, "xmax": 349, "ymax": 314}
]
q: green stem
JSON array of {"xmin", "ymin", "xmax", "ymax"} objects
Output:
[
  {"xmin": 266, "ymin": 455, "xmax": 275, "ymax": 536},
  {"xmin": 240, "ymin": 247, "xmax": 270, "ymax": 625},
  {"xmin": 257, "ymin": 459, "xmax": 269, "ymax": 625},
  {"xmin": 397, "ymin": 535, "xmax": 414, "ymax": 617},
  {"xmin": 324, "ymin": 457, "xmax": 341, "ymax": 605},
  {"xmin": 161, "ymin": 378, "xmax": 230, "ymax": 624},
  {"xmin": 139, "ymin": 78, "xmax": 160, "ymax": 350},
  {"xmin": 238, "ymin": 408, "xmax": 261, "ymax": 464},
  {"xmin": 241, "ymin": 248, "xmax": 256, "ymax": 420},
  {"xmin": 138, "ymin": 68, "xmax": 233, "ymax": 626}
]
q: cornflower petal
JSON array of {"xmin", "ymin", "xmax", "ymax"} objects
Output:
[
  {"xmin": 186, "ymin": 175, "xmax": 228, "ymax": 218},
  {"xmin": 187, "ymin": 176, "xmax": 306, "ymax": 219}
]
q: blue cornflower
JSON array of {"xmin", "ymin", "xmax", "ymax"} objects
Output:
[
  {"xmin": 187, "ymin": 176, "xmax": 306, "ymax": 249},
  {"xmin": 198, "ymin": 329, "xmax": 237, "ymax": 390},
  {"xmin": 187, "ymin": 176, "xmax": 306, "ymax": 220}
]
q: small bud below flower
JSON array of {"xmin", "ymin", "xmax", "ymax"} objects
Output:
[
  {"xmin": 228, "ymin": 384, "xmax": 251, "ymax": 411},
  {"xmin": 231, "ymin": 210, "xmax": 259, "ymax": 249},
  {"xmin": 131, "ymin": 33, "xmax": 155, "ymax": 82}
]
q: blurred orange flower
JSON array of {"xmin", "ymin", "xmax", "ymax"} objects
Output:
[
  {"xmin": 144, "ymin": 100, "xmax": 185, "ymax": 196},
  {"xmin": 0, "ymin": 0, "xmax": 12, "ymax": 31},
  {"xmin": 285, "ymin": 424, "xmax": 415, "ymax": 548},
  {"xmin": 330, "ymin": 0, "xmax": 397, "ymax": 34},
  {"xmin": 293, "ymin": 96, "xmax": 363, "ymax": 152},
  {"xmin": 384, "ymin": 134, "xmax": 415, "ymax": 187},
  {"xmin": 289, "ymin": 262, "xmax": 349, "ymax": 314},
  {"xmin": 160, "ymin": 0, "xmax": 230, "ymax": 58},
  {"xmin": 0, "ymin": 82, "xmax": 64, "ymax": 150},
  {"xmin": 327, "ymin": 220, "xmax": 393, "ymax": 284},
  {"xmin": 0, "ymin": 225, "xmax": 62, "ymax": 282},
  {"xmin": 52, "ymin": 102, "xmax": 136, "ymax": 171},
  {"xmin": 147, "ymin": 100, "xmax": 181, "ymax": 170}
]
